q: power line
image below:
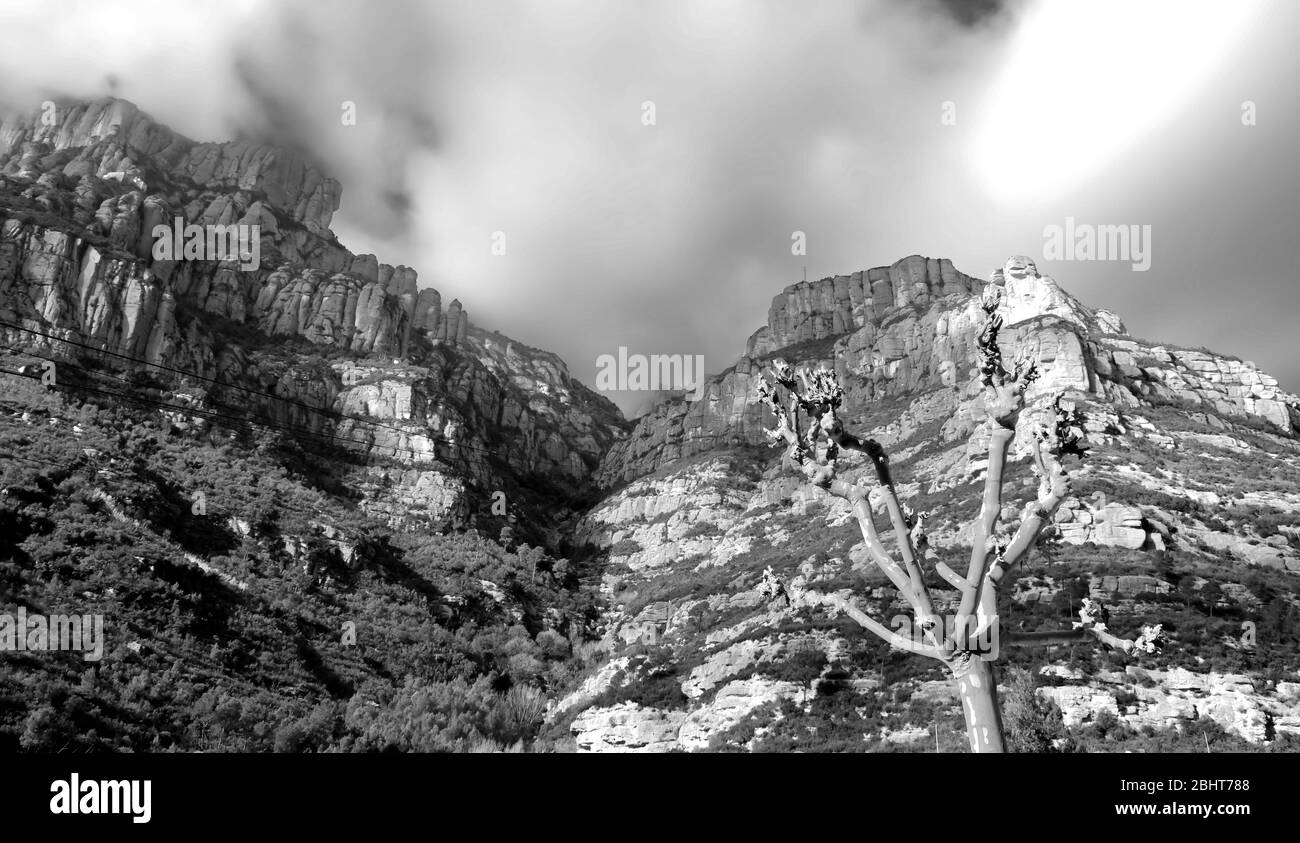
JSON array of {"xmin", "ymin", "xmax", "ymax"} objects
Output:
[
  {"xmin": 0, "ymin": 345, "xmax": 609, "ymax": 522},
  {"xmin": 0, "ymin": 344, "xmax": 422, "ymax": 457},
  {"xmin": 0, "ymin": 379, "xmax": 367, "ymax": 543},
  {"xmin": 0, "ymin": 365, "xmax": 184, "ymax": 479},
  {"xmin": 0, "ymin": 318, "xmax": 629, "ymax": 480},
  {"xmin": 0, "ymin": 367, "xmax": 362, "ymax": 525},
  {"xmin": 0, "ymin": 328, "xmax": 514, "ymax": 463},
  {"xmin": 0, "ymin": 359, "xmax": 453, "ymax": 464},
  {"xmin": 0, "ymin": 317, "xmax": 440, "ymax": 440},
  {"xmin": 0, "ymin": 319, "xmax": 633, "ymax": 473}
]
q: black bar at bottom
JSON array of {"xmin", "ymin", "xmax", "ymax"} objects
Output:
[{"xmin": 0, "ymin": 751, "xmax": 1283, "ymax": 832}]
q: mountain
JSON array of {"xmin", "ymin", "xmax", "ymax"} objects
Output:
[
  {"xmin": 0, "ymin": 98, "xmax": 629, "ymax": 751},
  {"xmin": 0, "ymin": 98, "xmax": 627, "ymax": 539},
  {"xmin": 3, "ymin": 97, "xmax": 1300, "ymax": 754},
  {"xmin": 599, "ymin": 254, "xmax": 1295, "ymax": 487},
  {"xmin": 559, "ymin": 254, "xmax": 1300, "ymax": 752}
]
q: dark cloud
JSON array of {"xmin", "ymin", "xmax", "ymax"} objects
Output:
[
  {"xmin": 226, "ymin": 0, "xmax": 443, "ymax": 240},
  {"xmin": 926, "ymin": 0, "xmax": 1011, "ymax": 27},
  {"xmin": 0, "ymin": 0, "xmax": 1295, "ymax": 419}
]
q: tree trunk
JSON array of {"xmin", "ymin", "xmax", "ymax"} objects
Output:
[{"xmin": 952, "ymin": 657, "xmax": 1006, "ymax": 753}]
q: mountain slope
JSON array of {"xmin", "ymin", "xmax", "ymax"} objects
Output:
[
  {"xmin": 0, "ymin": 97, "xmax": 626, "ymax": 751},
  {"xmin": 557, "ymin": 254, "xmax": 1300, "ymax": 752}
]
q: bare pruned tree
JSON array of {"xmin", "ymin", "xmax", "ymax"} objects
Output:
[{"xmin": 755, "ymin": 283, "xmax": 1163, "ymax": 753}]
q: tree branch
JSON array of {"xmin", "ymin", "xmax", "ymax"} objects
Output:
[
  {"xmin": 759, "ymin": 364, "xmax": 944, "ymax": 643},
  {"xmin": 1009, "ymin": 599, "xmax": 1164, "ymax": 655},
  {"xmin": 821, "ymin": 413, "xmax": 938, "ymax": 629},
  {"xmin": 985, "ymin": 395, "xmax": 1085, "ymax": 595},
  {"xmin": 840, "ymin": 485, "xmax": 917, "ymax": 600},
  {"xmin": 959, "ymin": 297, "xmax": 1040, "ymax": 617},
  {"xmin": 799, "ymin": 589, "xmax": 945, "ymax": 660},
  {"xmin": 959, "ymin": 426, "xmax": 1013, "ymax": 623}
]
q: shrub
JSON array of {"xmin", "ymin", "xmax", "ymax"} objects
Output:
[
  {"xmin": 608, "ymin": 538, "xmax": 642, "ymax": 556},
  {"xmin": 1002, "ymin": 668, "xmax": 1068, "ymax": 753},
  {"xmin": 681, "ymin": 520, "xmax": 720, "ymax": 539}
]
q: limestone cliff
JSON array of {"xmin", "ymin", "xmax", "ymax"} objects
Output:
[
  {"xmin": 0, "ymin": 97, "xmax": 470, "ymax": 360},
  {"xmin": 0, "ymin": 97, "xmax": 626, "ymax": 535}
]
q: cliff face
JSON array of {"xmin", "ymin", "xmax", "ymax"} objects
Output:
[
  {"xmin": 0, "ymin": 98, "xmax": 341, "ymax": 234},
  {"xmin": 597, "ymin": 254, "xmax": 1297, "ymax": 487},
  {"xmin": 746, "ymin": 255, "xmax": 982, "ymax": 357},
  {"xmin": 0, "ymin": 98, "xmax": 625, "ymax": 534},
  {"xmin": 0, "ymin": 97, "xmax": 453, "ymax": 360}
]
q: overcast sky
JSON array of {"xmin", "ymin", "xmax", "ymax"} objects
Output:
[{"xmin": 1, "ymin": 0, "xmax": 1296, "ymax": 417}]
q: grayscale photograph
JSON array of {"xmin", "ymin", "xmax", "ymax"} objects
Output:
[{"xmin": 0, "ymin": 0, "xmax": 1295, "ymax": 826}]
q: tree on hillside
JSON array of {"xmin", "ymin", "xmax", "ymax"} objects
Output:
[
  {"xmin": 1001, "ymin": 667, "xmax": 1068, "ymax": 753},
  {"xmin": 753, "ymin": 275, "xmax": 1163, "ymax": 753},
  {"xmin": 1200, "ymin": 580, "xmax": 1222, "ymax": 618},
  {"xmin": 1153, "ymin": 551, "xmax": 1177, "ymax": 585}
]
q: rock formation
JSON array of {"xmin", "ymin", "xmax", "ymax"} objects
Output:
[
  {"xmin": 0, "ymin": 97, "xmax": 626, "ymax": 533},
  {"xmin": 598, "ymin": 255, "xmax": 1298, "ymax": 487},
  {"xmin": 747, "ymin": 255, "xmax": 981, "ymax": 357}
]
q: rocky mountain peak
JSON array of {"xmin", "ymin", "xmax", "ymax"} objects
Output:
[
  {"xmin": 747, "ymin": 254, "xmax": 982, "ymax": 358},
  {"xmin": 597, "ymin": 253, "xmax": 1297, "ymax": 487},
  {"xmin": 988, "ymin": 254, "xmax": 1125, "ymax": 335},
  {"xmin": 0, "ymin": 97, "xmax": 343, "ymax": 235}
]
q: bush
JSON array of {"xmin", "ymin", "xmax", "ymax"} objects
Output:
[
  {"xmin": 681, "ymin": 520, "xmax": 720, "ymax": 539},
  {"xmin": 608, "ymin": 538, "xmax": 642, "ymax": 556},
  {"xmin": 1002, "ymin": 668, "xmax": 1068, "ymax": 753}
]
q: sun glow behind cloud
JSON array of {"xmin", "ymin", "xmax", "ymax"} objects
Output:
[{"xmin": 969, "ymin": 0, "xmax": 1266, "ymax": 204}]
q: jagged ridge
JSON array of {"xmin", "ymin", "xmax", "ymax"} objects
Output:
[{"xmin": 597, "ymin": 254, "xmax": 1297, "ymax": 487}]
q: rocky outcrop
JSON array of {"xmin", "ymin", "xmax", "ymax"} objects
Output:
[
  {"xmin": 0, "ymin": 199, "xmax": 426, "ymax": 361},
  {"xmin": 676, "ymin": 677, "xmax": 809, "ymax": 751},
  {"xmin": 1040, "ymin": 667, "xmax": 1300, "ymax": 744},
  {"xmin": 598, "ymin": 254, "xmax": 1298, "ymax": 486},
  {"xmin": 681, "ymin": 637, "xmax": 786, "ymax": 699},
  {"xmin": 570, "ymin": 703, "xmax": 686, "ymax": 752},
  {"xmin": 1055, "ymin": 500, "xmax": 1156, "ymax": 551},
  {"xmin": 567, "ymin": 678, "xmax": 815, "ymax": 753},
  {"xmin": 253, "ymin": 265, "xmax": 419, "ymax": 357},
  {"xmin": 1090, "ymin": 339, "xmax": 1294, "ymax": 430},
  {"xmin": 0, "ymin": 98, "xmax": 341, "ymax": 233},
  {"xmin": 748, "ymin": 256, "xmax": 982, "ymax": 356}
]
